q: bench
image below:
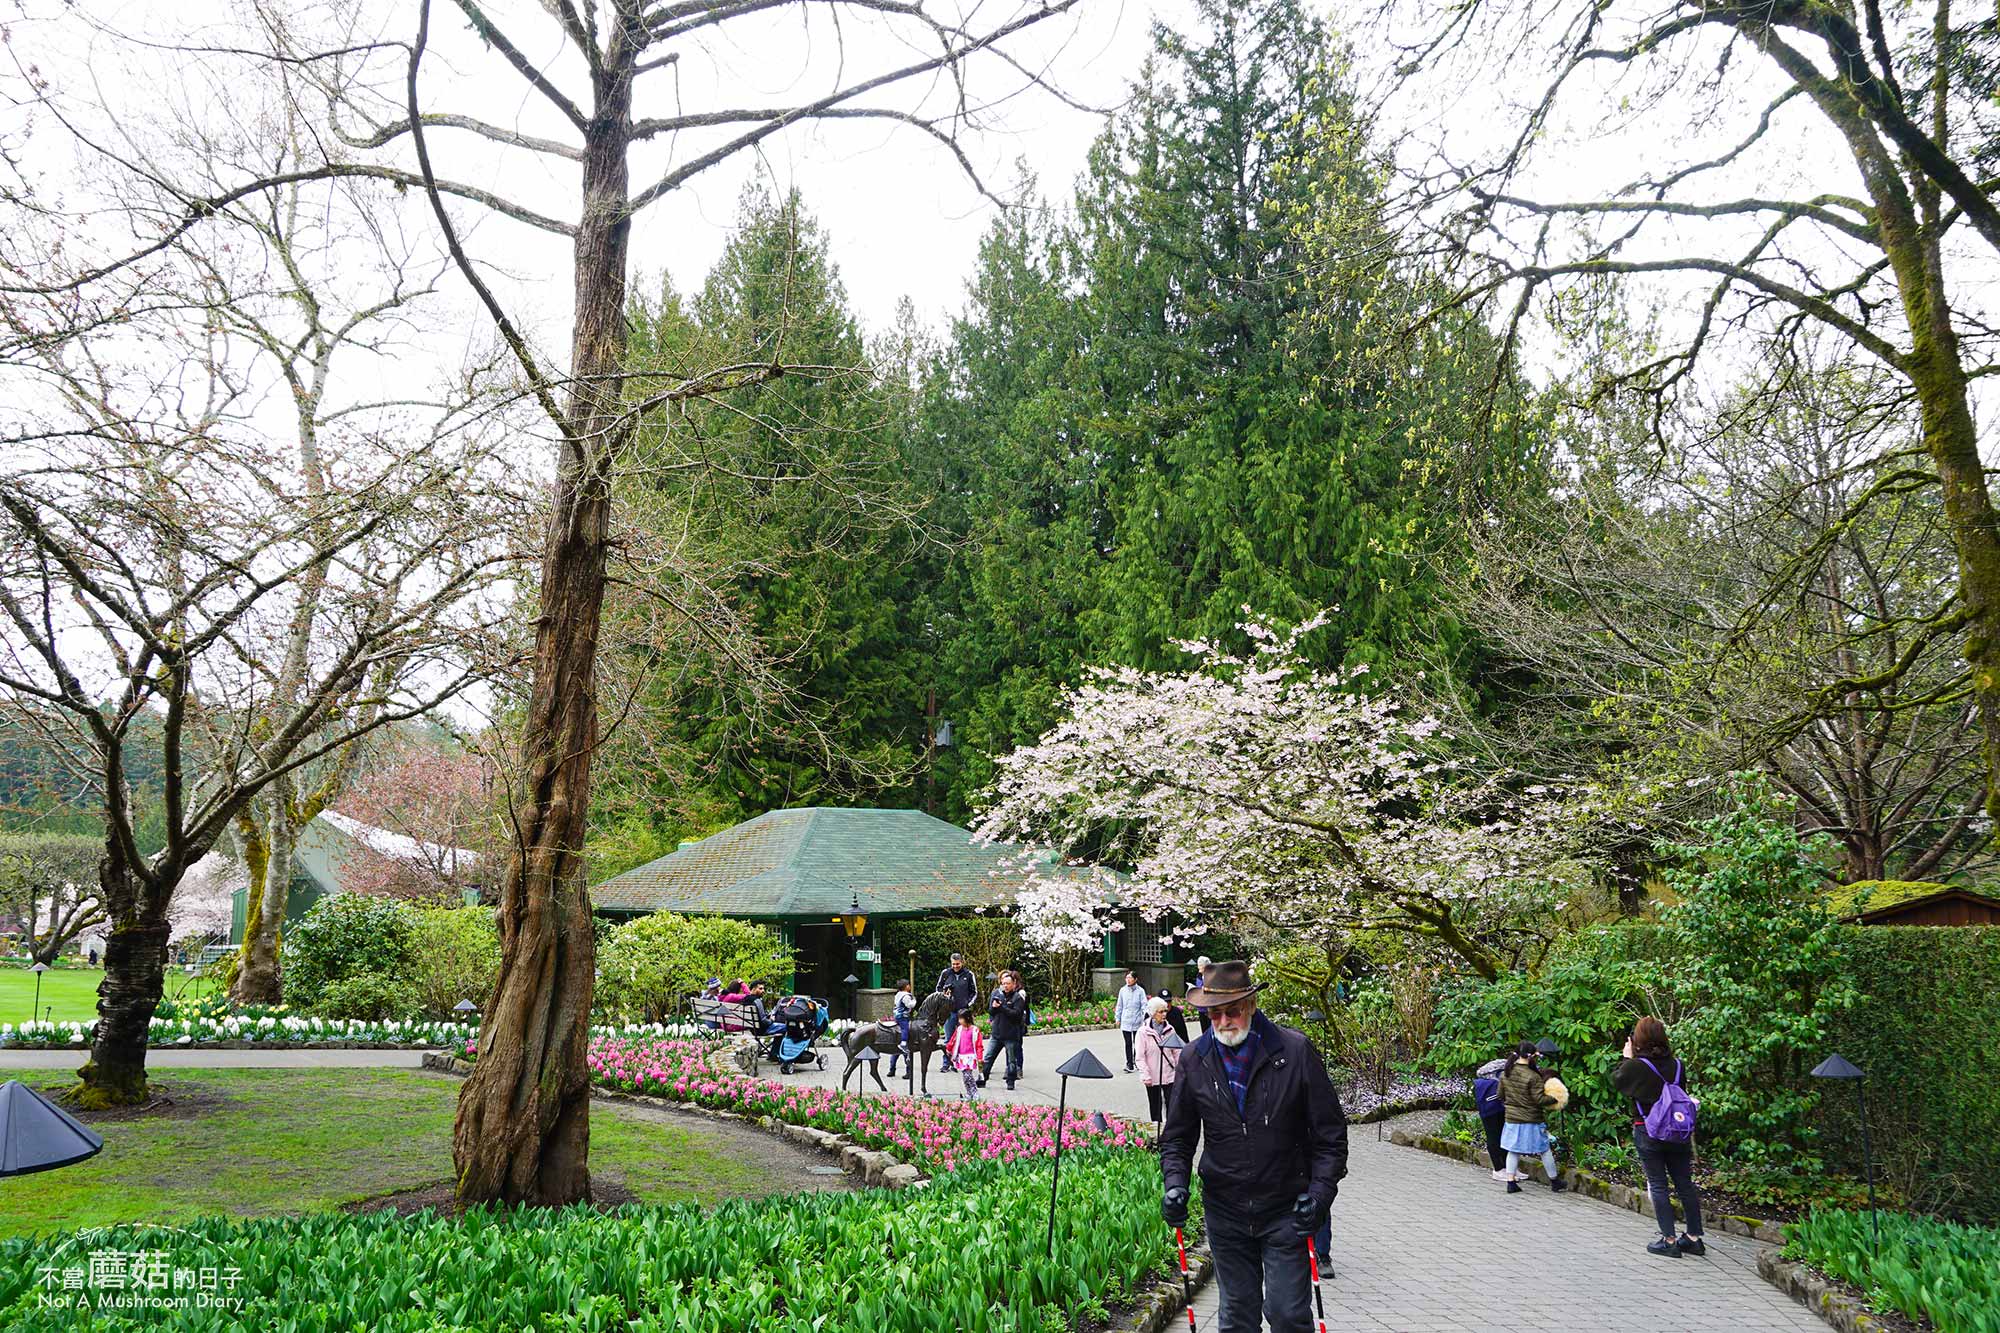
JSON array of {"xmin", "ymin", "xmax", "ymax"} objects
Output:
[{"xmin": 688, "ymin": 995, "xmax": 765, "ymax": 1034}]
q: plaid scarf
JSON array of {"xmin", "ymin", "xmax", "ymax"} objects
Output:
[{"xmin": 1215, "ymin": 1027, "xmax": 1263, "ymax": 1117}]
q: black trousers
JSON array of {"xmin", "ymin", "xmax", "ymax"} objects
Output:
[
  {"xmin": 1146, "ymin": 1083, "xmax": 1167, "ymax": 1123},
  {"xmin": 1634, "ymin": 1127, "xmax": 1704, "ymax": 1238},
  {"xmin": 1208, "ymin": 1206, "xmax": 1313, "ymax": 1333},
  {"xmin": 1481, "ymin": 1114, "xmax": 1506, "ymax": 1170},
  {"xmin": 1122, "ymin": 1029, "xmax": 1137, "ymax": 1068}
]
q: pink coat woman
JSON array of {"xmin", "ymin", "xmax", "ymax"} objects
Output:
[{"xmin": 1135, "ymin": 1004, "xmax": 1179, "ymax": 1124}]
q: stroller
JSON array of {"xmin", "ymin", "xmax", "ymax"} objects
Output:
[{"xmin": 766, "ymin": 995, "xmax": 830, "ymax": 1074}]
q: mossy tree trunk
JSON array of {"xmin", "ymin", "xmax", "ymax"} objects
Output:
[{"xmin": 449, "ymin": 43, "xmax": 630, "ymax": 1208}]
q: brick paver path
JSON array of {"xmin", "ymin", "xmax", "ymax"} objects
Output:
[
  {"xmin": 1183, "ymin": 1132, "xmax": 1821, "ymax": 1332},
  {"xmin": 791, "ymin": 1029, "xmax": 1818, "ymax": 1330}
]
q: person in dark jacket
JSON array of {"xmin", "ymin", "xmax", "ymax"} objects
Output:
[
  {"xmin": 979, "ymin": 969, "xmax": 1030, "ymax": 1089},
  {"xmin": 935, "ymin": 953, "xmax": 978, "ymax": 1048},
  {"xmin": 1472, "ymin": 1057, "xmax": 1509, "ymax": 1177},
  {"xmin": 1156, "ymin": 988, "xmax": 1190, "ymax": 1043},
  {"xmin": 1612, "ymin": 1016, "xmax": 1706, "ymax": 1258},
  {"xmin": 1159, "ymin": 961, "xmax": 1348, "ymax": 1333}
]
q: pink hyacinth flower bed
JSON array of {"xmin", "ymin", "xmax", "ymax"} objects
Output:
[{"xmin": 586, "ymin": 1036, "xmax": 1136, "ymax": 1174}]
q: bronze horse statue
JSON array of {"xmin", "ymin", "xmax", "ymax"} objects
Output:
[{"xmin": 840, "ymin": 989, "xmax": 956, "ymax": 1096}]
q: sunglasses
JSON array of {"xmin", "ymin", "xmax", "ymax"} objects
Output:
[{"xmin": 1208, "ymin": 997, "xmax": 1255, "ymax": 1021}]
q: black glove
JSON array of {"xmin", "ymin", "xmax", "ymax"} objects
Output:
[
  {"xmin": 1292, "ymin": 1192, "xmax": 1320, "ymax": 1239},
  {"xmin": 1161, "ymin": 1187, "xmax": 1189, "ymax": 1227}
]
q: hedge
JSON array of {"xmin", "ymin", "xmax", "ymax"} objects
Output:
[{"xmin": 1816, "ymin": 927, "xmax": 2000, "ymax": 1224}]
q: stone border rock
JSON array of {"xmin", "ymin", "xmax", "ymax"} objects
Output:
[
  {"xmin": 1755, "ymin": 1251, "xmax": 1895, "ymax": 1332},
  {"xmin": 1115, "ymin": 1246, "xmax": 1214, "ymax": 1333},
  {"xmin": 1386, "ymin": 1129, "xmax": 1787, "ymax": 1245}
]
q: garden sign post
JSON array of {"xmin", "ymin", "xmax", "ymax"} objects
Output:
[{"xmin": 1048, "ymin": 1047, "xmax": 1113, "ymax": 1257}]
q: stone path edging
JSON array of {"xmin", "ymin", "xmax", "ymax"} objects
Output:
[
  {"xmin": 1755, "ymin": 1251, "xmax": 1894, "ymax": 1332},
  {"xmin": 1387, "ymin": 1128, "xmax": 1788, "ymax": 1245},
  {"xmin": 1117, "ymin": 1245, "xmax": 1213, "ymax": 1333}
]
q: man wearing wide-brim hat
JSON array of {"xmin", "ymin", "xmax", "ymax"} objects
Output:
[{"xmin": 1159, "ymin": 960, "xmax": 1348, "ymax": 1333}]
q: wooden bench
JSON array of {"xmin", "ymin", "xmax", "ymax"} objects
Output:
[{"xmin": 688, "ymin": 995, "xmax": 765, "ymax": 1034}]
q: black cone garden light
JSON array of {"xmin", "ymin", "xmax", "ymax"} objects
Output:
[
  {"xmin": 0, "ymin": 1080, "xmax": 103, "ymax": 1177},
  {"xmin": 1811, "ymin": 1053, "xmax": 1879, "ymax": 1255},
  {"xmin": 28, "ymin": 962, "xmax": 48, "ymax": 1025},
  {"xmin": 1047, "ymin": 1046, "xmax": 1113, "ymax": 1257}
]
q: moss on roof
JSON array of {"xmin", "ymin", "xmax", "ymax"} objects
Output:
[{"xmin": 1827, "ymin": 880, "xmax": 1956, "ymax": 919}]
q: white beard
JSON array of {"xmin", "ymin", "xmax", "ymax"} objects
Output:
[{"xmin": 1213, "ymin": 1024, "xmax": 1250, "ymax": 1048}]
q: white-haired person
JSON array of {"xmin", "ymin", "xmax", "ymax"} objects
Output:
[{"xmin": 1135, "ymin": 995, "xmax": 1181, "ymax": 1125}]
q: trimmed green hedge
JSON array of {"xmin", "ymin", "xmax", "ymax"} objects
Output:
[{"xmin": 1817, "ymin": 927, "xmax": 2000, "ymax": 1223}]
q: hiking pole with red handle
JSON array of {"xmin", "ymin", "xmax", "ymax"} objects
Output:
[
  {"xmin": 1306, "ymin": 1237, "xmax": 1329, "ymax": 1333},
  {"xmin": 1173, "ymin": 1226, "xmax": 1197, "ymax": 1331}
]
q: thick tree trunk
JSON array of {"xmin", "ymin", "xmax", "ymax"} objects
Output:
[
  {"xmin": 451, "ymin": 63, "xmax": 632, "ymax": 1206},
  {"xmin": 230, "ymin": 812, "xmax": 285, "ymax": 1004},
  {"xmin": 76, "ymin": 851, "xmax": 169, "ymax": 1109}
]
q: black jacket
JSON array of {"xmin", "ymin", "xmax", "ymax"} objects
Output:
[
  {"xmin": 936, "ymin": 966, "xmax": 978, "ymax": 1012},
  {"xmin": 988, "ymin": 985, "xmax": 1029, "ymax": 1040},
  {"xmin": 1612, "ymin": 1053, "xmax": 1693, "ymax": 1123},
  {"xmin": 1159, "ymin": 1011, "xmax": 1349, "ymax": 1222}
]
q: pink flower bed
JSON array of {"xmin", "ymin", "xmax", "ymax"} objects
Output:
[{"xmin": 586, "ymin": 1036, "xmax": 1136, "ymax": 1174}]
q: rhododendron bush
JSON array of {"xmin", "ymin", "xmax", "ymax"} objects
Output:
[
  {"xmin": 586, "ymin": 1036, "xmax": 1134, "ymax": 1173},
  {"xmin": 975, "ymin": 615, "xmax": 1595, "ymax": 979}
]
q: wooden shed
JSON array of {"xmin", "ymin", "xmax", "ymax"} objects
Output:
[{"xmin": 1833, "ymin": 880, "xmax": 2000, "ymax": 927}]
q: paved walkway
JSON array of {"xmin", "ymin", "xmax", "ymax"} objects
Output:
[
  {"xmin": 1181, "ymin": 1132, "xmax": 1819, "ymax": 1331},
  {"xmin": 794, "ymin": 1027, "xmax": 1820, "ymax": 1330}
]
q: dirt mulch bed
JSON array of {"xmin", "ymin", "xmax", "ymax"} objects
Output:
[
  {"xmin": 43, "ymin": 1079, "xmax": 235, "ymax": 1124},
  {"xmin": 344, "ymin": 1177, "xmax": 644, "ymax": 1219},
  {"xmin": 1585, "ymin": 1159, "xmax": 1812, "ymax": 1227}
]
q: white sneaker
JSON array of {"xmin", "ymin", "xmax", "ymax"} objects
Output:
[{"xmin": 1491, "ymin": 1169, "xmax": 1514, "ymax": 1182}]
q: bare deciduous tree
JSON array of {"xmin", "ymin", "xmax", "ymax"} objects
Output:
[
  {"xmin": 0, "ymin": 125, "xmax": 524, "ymax": 1104},
  {"xmin": 1352, "ymin": 0, "xmax": 2000, "ymax": 830},
  {"xmin": 256, "ymin": 0, "xmax": 1088, "ymax": 1203}
]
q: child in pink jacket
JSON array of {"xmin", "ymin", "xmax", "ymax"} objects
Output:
[{"xmin": 947, "ymin": 1008, "xmax": 984, "ymax": 1100}]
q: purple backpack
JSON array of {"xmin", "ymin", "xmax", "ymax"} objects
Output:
[{"xmin": 1637, "ymin": 1057, "xmax": 1699, "ymax": 1142}]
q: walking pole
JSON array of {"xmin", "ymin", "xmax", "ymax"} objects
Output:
[
  {"xmin": 1173, "ymin": 1226, "xmax": 1197, "ymax": 1332},
  {"xmin": 1306, "ymin": 1238, "xmax": 1329, "ymax": 1333}
]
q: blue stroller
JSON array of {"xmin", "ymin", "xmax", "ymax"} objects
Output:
[{"xmin": 766, "ymin": 996, "xmax": 829, "ymax": 1074}]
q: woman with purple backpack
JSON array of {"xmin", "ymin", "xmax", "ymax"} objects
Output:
[{"xmin": 1613, "ymin": 1016, "xmax": 1706, "ymax": 1259}]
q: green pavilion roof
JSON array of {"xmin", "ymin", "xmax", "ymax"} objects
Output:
[{"xmin": 591, "ymin": 808, "xmax": 1064, "ymax": 918}]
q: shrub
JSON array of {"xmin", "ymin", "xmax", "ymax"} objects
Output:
[
  {"xmin": 315, "ymin": 971, "xmax": 421, "ymax": 1022},
  {"xmin": 405, "ymin": 905, "xmax": 501, "ymax": 1019},
  {"xmin": 1659, "ymin": 778, "xmax": 1857, "ymax": 1168},
  {"xmin": 1784, "ymin": 1207, "xmax": 2000, "ymax": 1333},
  {"xmin": 1429, "ymin": 940, "xmax": 1664, "ymax": 1149},
  {"xmin": 594, "ymin": 912, "xmax": 792, "ymax": 1022},
  {"xmin": 280, "ymin": 895, "xmax": 416, "ymax": 1010}
]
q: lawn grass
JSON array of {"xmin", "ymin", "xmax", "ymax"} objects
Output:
[
  {"xmin": 0, "ymin": 968, "xmax": 105, "ymax": 1025},
  {"xmin": 0, "ymin": 965, "xmax": 220, "ymax": 1026},
  {"xmin": 0, "ymin": 1067, "xmax": 832, "ymax": 1238}
]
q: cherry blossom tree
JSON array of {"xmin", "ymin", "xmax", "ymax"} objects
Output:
[
  {"xmin": 974, "ymin": 615, "xmax": 1595, "ymax": 980},
  {"xmin": 335, "ymin": 739, "xmax": 498, "ymax": 900}
]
